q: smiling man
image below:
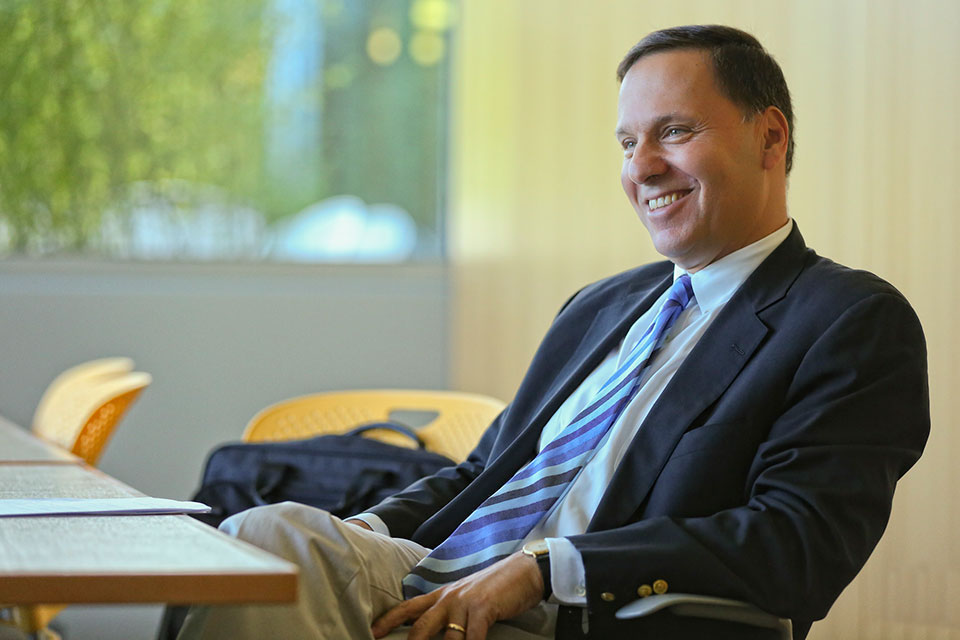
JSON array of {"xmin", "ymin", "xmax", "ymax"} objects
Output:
[
  {"xmin": 179, "ymin": 25, "xmax": 928, "ymax": 640},
  {"xmin": 617, "ymin": 47, "xmax": 788, "ymax": 272}
]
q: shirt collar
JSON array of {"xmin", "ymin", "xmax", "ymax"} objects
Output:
[{"xmin": 673, "ymin": 219, "xmax": 794, "ymax": 313}]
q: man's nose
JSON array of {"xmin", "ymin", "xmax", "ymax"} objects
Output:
[{"xmin": 625, "ymin": 141, "xmax": 668, "ymax": 184}]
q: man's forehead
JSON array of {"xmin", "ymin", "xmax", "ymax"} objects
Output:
[
  {"xmin": 616, "ymin": 50, "xmax": 724, "ymax": 128},
  {"xmin": 619, "ymin": 49, "xmax": 713, "ymax": 99}
]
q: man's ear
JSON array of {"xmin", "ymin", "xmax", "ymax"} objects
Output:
[{"xmin": 759, "ymin": 106, "xmax": 789, "ymax": 171}]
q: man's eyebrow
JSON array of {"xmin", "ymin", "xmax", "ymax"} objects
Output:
[{"xmin": 615, "ymin": 112, "xmax": 693, "ymax": 139}]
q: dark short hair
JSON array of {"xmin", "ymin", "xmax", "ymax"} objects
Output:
[{"xmin": 617, "ymin": 25, "xmax": 795, "ymax": 174}]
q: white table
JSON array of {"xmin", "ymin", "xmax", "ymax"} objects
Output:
[
  {"xmin": 0, "ymin": 419, "xmax": 297, "ymax": 606},
  {"xmin": 0, "ymin": 417, "xmax": 77, "ymax": 464}
]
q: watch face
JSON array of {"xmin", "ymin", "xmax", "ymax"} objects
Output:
[{"xmin": 523, "ymin": 540, "xmax": 549, "ymax": 557}]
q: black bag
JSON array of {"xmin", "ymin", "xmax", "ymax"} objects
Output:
[
  {"xmin": 159, "ymin": 422, "xmax": 454, "ymax": 640},
  {"xmin": 190, "ymin": 422, "xmax": 456, "ymax": 528}
]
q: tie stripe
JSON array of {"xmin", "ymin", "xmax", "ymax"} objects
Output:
[
  {"xmin": 464, "ymin": 467, "xmax": 579, "ymax": 512},
  {"xmin": 403, "ymin": 275, "xmax": 694, "ymax": 597}
]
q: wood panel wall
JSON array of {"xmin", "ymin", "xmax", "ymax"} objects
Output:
[{"xmin": 448, "ymin": 0, "xmax": 960, "ymax": 637}]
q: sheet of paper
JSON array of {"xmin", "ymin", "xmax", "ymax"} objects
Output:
[{"xmin": 0, "ymin": 497, "xmax": 211, "ymax": 517}]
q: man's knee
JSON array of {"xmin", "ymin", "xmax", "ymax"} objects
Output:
[{"xmin": 219, "ymin": 501, "xmax": 333, "ymax": 550}]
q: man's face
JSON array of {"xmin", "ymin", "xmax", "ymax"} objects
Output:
[{"xmin": 617, "ymin": 49, "xmax": 779, "ymax": 272}]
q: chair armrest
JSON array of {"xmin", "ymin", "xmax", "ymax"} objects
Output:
[{"xmin": 615, "ymin": 593, "xmax": 792, "ymax": 639}]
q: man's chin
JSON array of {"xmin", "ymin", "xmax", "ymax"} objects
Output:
[{"xmin": 650, "ymin": 236, "xmax": 692, "ymax": 262}]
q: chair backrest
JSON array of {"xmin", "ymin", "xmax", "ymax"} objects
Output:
[
  {"xmin": 32, "ymin": 357, "xmax": 135, "ymax": 430},
  {"xmin": 242, "ymin": 389, "xmax": 506, "ymax": 462},
  {"xmin": 32, "ymin": 361, "xmax": 151, "ymax": 466}
]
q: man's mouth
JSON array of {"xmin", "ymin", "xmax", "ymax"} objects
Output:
[{"xmin": 647, "ymin": 189, "xmax": 692, "ymax": 211}]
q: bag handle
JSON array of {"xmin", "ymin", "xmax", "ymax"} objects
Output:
[{"xmin": 345, "ymin": 421, "xmax": 426, "ymax": 449}]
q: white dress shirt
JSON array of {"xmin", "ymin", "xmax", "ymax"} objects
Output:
[{"xmin": 354, "ymin": 219, "xmax": 793, "ymax": 607}]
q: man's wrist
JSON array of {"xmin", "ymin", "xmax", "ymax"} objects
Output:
[
  {"xmin": 345, "ymin": 518, "xmax": 373, "ymax": 531},
  {"xmin": 344, "ymin": 513, "xmax": 390, "ymax": 535},
  {"xmin": 521, "ymin": 540, "xmax": 552, "ymax": 600}
]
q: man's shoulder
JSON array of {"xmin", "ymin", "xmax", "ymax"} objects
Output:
[
  {"xmin": 558, "ymin": 245, "xmax": 917, "ymax": 320},
  {"xmin": 759, "ymin": 248, "xmax": 924, "ymax": 343},
  {"xmin": 598, "ymin": 260, "xmax": 675, "ymax": 289},
  {"xmin": 561, "ymin": 261, "xmax": 673, "ymax": 312},
  {"xmin": 736, "ymin": 225, "xmax": 914, "ymax": 313},
  {"xmin": 796, "ymin": 251, "xmax": 912, "ymax": 307}
]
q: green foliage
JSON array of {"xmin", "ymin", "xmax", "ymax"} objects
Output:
[
  {"xmin": 0, "ymin": 0, "xmax": 270, "ymax": 253},
  {"xmin": 0, "ymin": 0, "xmax": 451, "ymax": 259},
  {"xmin": 319, "ymin": 0, "xmax": 450, "ymax": 236}
]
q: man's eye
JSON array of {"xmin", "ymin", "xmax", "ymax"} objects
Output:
[
  {"xmin": 665, "ymin": 127, "xmax": 689, "ymax": 138},
  {"xmin": 621, "ymin": 140, "xmax": 635, "ymax": 151}
]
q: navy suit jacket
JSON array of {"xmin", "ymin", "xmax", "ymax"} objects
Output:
[{"xmin": 369, "ymin": 225, "xmax": 929, "ymax": 639}]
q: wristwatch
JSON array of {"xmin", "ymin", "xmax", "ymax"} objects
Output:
[{"xmin": 521, "ymin": 539, "xmax": 552, "ymax": 600}]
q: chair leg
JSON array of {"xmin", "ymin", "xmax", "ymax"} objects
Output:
[{"xmin": 0, "ymin": 606, "xmax": 65, "ymax": 640}]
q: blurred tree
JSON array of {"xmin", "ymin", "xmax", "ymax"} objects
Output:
[
  {"xmin": 0, "ymin": 0, "xmax": 269, "ymax": 253},
  {"xmin": 319, "ymin": 0, "xmax": 450, "ymax": 244},
  {"xmin": 0, "ymin": 0, "xmax": 452, "ymax": 260}
]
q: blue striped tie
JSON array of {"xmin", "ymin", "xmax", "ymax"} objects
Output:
[{"xmin": 402, "ymin": 274, "xmax": 695, "ymax": 598}]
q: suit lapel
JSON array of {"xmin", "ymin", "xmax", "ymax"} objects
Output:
[
  {"xmin": 524, "ymin": 277, "xmax": 673, "ymax": 439},
  {"xmin": 480, "ymin": 272, "xmax": 675, "ymax": 494},
  {"xmin": 588, "ymin": 224, "xmax": 811, "ymax": 530},
  {"xmin": 415, "ymin": 267, "xmax": 675, "ymax": 545},
  {"xmin": 587, "ymin": 295, "xmax": 769, "ymax": 530}
]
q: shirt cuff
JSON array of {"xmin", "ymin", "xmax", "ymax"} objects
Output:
[
  {"xmin": 346, "ymin": 513, "xmax": 391, "ymax": 536},
  {"xmin": 545, "ymin": 537, "xmax": 587, "ymax": 605}
]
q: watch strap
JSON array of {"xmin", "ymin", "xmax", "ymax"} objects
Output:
[{"xmin": 536, "ymin": 553, "xmax": 552, "ymax": 600}]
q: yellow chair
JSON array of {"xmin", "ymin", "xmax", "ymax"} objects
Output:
[
  {"xmin": 242, "ymin": 389, "xmax": 506, "ymax": 462},
  {"xmin": 1, "ymin": 606, "xmax": 64, "ymax": 640},
  {"xmin": 32, "ymin": 362, "xmax": 151, "ymax": 466},
  {"xmin": 31, "ymin": 357, "xmax": 134, "ymax": 437},
  {"xmin": 2, "ymin": 360, "xmax": 152, "ymax": 639}
]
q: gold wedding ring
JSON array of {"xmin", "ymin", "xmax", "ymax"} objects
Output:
[{"xmin": 446, "ymin": 622, "xmax": 466, "ymax": 633}]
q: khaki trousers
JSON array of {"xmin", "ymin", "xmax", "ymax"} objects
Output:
[{"xmin": 177, "ymin": 502, "xmax": 555, "ymax": 640}]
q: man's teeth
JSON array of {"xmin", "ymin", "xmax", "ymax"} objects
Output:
[{"xmin": 648, "ymin": 192, "xmax": 684, "ymax": 211}]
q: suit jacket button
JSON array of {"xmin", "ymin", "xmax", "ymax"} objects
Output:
[
  {"xmin": 600, "ymin": 592, "xmax": 616, "ymax": 602},
  {"xmin": 652, "ymin": 579, "xmax": 668, "ymax": 594},
  {"xmin": 637, "ymin": 584, "xmax": 653, "ymax": 598}
]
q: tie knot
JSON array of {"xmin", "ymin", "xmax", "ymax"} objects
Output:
[{"xmin": 668, "ymin": 274, "xmax": 695, "ymax": 310}]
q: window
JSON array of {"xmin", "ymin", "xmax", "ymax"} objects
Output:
[{"xmin": 0, "ymin": 0, "xmax": 453, "ymax": 262}]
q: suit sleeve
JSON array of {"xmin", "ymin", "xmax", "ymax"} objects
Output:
[
  {"xmin": 364, "ymin": 411, "xmax": 504, "ymax": 540},
  {"xmin": 568, "ymin": 292, "xmax": 929, "ymax": 622}
]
